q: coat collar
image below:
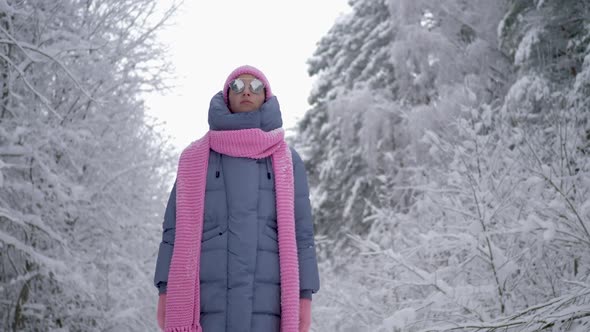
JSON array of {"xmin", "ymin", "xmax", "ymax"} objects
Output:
[{"xmin": 207, "ymin": 91, "xmax": 283, "ymax": 132}]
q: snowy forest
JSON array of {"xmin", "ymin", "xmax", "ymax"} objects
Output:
[{"xmin": 1, "ymin": 0, "xmax": 589, "ymax": 331}]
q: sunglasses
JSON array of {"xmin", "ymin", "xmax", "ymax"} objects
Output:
[{"xmin": 228, "ymin": 78, "xmax": 265, "ymax": 94}]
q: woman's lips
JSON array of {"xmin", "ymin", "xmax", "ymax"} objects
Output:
[{"xmin": 240, "ymin": 100, "xmax": 253, "ymax": 104}]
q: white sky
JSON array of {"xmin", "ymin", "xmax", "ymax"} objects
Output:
[{"xmin": 145, "ymin": 1, "xmax": 351, "ymax": 152}]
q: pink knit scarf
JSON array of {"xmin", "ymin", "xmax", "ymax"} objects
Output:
[{"xmin": 165, "ymin": 128, "xmax": 300, "ymax": 332}]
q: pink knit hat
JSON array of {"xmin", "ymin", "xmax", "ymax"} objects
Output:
[{"xmin": 223, "ymin": 65, "xmax": 273, "ymax": 106}]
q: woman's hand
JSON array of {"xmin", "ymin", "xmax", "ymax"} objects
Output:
[
  {"xmin": 157, "ymin": 293, "xmax": 166, "ymax": 331},
  {"xmin": 299, "ymin": 298, "xmax": 312, "ymax": 332}
]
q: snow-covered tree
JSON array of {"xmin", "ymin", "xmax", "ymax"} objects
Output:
[
  {"xmin": 295, "ymin": 0, "xmax": 509, "ymax": 252},
  {"xmin": 0, "ymin": 1, "xmax": 178, "ymax": 330},
  {"xmin": 292, "ymin": 0, "xmax": 398, "ymax": 258}
]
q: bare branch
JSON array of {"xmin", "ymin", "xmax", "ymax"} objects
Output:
[{"xmin": 0, "ymin": 53, "xmax": 62, "ymax": 119}]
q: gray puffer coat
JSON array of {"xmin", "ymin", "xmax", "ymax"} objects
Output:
[{"xmin": 153, "ymin": 91, "xmax": 320, "ymax": 332}]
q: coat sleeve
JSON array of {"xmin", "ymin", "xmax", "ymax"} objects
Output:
[
  {"xmin": 153, "ymin": 180, "xmax": 177, "ymax": 295},
  {"xmin": 291, "ymin": 147, "xmax": 321, "ymax": 299}
]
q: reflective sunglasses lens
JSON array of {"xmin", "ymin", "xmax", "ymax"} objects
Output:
[
  {"xmin": 229, "ymin": 79, "xmax": 245, "ymax": 93},
  {"xmin": 249, "ymin": 79, "xmax": 264, "ymax": 94}
]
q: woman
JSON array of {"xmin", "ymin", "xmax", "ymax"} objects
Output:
[{"xmin": 153, "ymin": 65, "xmax": 320, "ymax": 332}]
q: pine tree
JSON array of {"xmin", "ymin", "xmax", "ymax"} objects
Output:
[{"xmin": 294, "ymin": 0, "xmax": 396, "ymax": 257}]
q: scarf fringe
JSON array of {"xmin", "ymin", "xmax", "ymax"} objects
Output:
[{"xmin": 165, "ymin": 325, "xmax": 201, "ymax": 332}]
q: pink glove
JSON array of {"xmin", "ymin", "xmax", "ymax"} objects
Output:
[
  {"xmin": 299, "ymin": 298, "xmax": 312, "ymax": 332},
  {"xmin": 157, "ymin": 294, "xmax": 166, "ymax": 331}
]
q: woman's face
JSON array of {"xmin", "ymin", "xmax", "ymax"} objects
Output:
[{"xmin": 228, "ymin": 74, "xmax": 266, "ymax": 113}]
